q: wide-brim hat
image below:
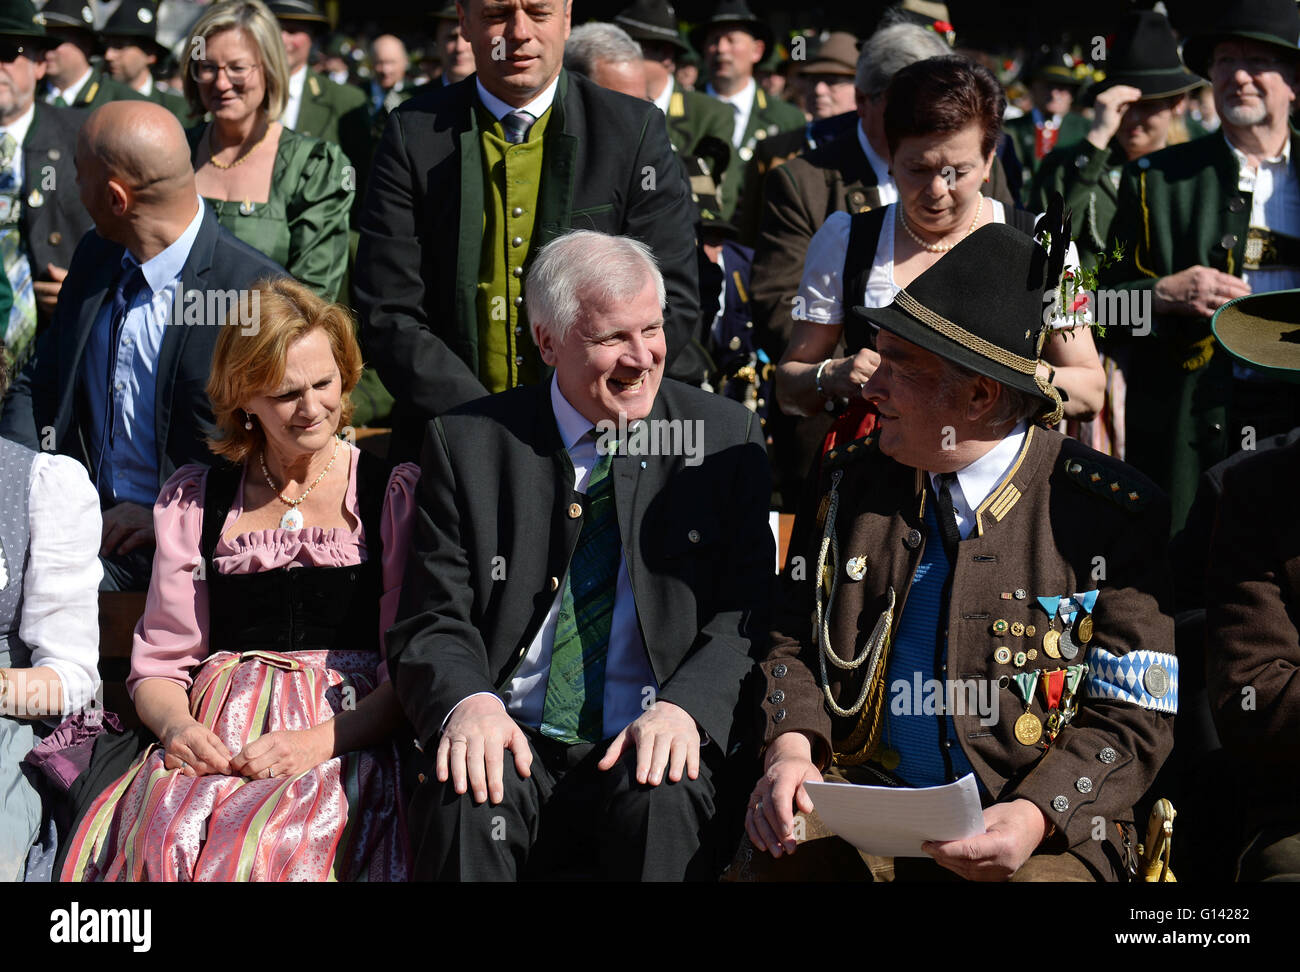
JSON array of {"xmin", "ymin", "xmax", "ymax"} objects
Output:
[
  {"xmin": 101, "ymin": 0, "xmax": 162, "ymax": 47},
  {"xmin": 1212, "ymin": 290, "xmax": 1300, "ymax": 384},
  {"xmin": 689, "ymin": 0, "xmax": 772, "ymax": 53},
  {"xmin": 1027, "ymin": 45, "xmax": 1086, "ymax": 87},
  {"xmin": 1181, "ymin": 0, "xmax": 1300, "ymax": 80},
  {"xmin": 797, "ymin": 31, "xmax": 858, "ymax": 77},
  {"xmin": 0, "ymin": 0, "xmax": 46, "ymax": 39},
  {"xmin": 616, "ymin": 0, "xmax": 688, "ymax": 54},
  {"xmin": 852, "ymin": 222, "xmax": 1062, "ymax": 417},
  {"xmin": 430, "ymin": 1, "xmax": 458, "ymax": 22},
  {"xmin": 1087, "ymin": 10, "xmax": 1203, "ymax": 102},
  {"xmin": 267, "ymin": 0, "xmax": 329, "ymax": 26},
  {"xmin": 687, "ymin": 133, "xmax": 736, "ymax": 234},
  {"xmin": 37, "ymin": 0, "xmax": 95, "ymax": 34}
]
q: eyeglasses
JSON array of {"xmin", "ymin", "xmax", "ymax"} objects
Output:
[
  {"xmin": 190, "ymin": 60, "xmax": 261, "ymax": 85},
  {"xmin": 0, "ymin": 42, "xmax": 30, "ymax": 64},
  {"xmin": 1210, "ymin": 54, "xmax": 1287, "ymax": 76}
]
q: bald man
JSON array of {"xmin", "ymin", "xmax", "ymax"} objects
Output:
[{"xmin": 0, "ymin": 101, "xmax": 284, "ymax": 592}]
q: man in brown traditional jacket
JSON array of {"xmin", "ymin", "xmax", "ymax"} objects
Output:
[{"xmin": 743, "ymin": 222, "xmax": 1177, "ymax": 881}]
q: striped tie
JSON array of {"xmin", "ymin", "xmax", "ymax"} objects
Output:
[
  {"xmin": 500, "ymin": 109, "xmax": 533, "ymax": 145},
  {"xmin": 540, "ymin": 444, "xmax": 619, "ymax": 744},
  {"xmin": 0, "ymin": 131, "xmax": 35, "ymax": 366}
]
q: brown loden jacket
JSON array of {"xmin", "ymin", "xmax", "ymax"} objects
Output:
[{"xmin": 759, "ymin": 424, "xmax": 1176, "ymax": 879}]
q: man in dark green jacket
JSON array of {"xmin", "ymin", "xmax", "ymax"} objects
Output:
[
  {"xmin": 267, "ymin": 0, "xmax": 367, "ymax": 154},
  {"xmin": 38, "ymin": 0, "xmax": 145, "ymax": 110},
  {"xmin": 1005, "ymin": 46, "xmax": 1090, "ymax": 200},
  {"xmin": 1101, "ymin": 0, "xmax": 1300, "ymax": 532},
  {"xmin": 100, "ymin": 0, "xmax": 192, "ymax": 124}
]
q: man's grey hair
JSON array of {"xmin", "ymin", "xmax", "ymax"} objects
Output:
[
  {"xmin": 855, "ymin": 23, "xmax": 950, "ymax": 98},
  {"xmin": 934, "ymin": 356, "xmax": 1045, "ymax": 429},
  {"xmin": 565, "ymin": 22, "xmax": 643, "ymax": 76},
  {"xmin": 526, "ymin": 231, "xmax": 666, "ymax": 343}
]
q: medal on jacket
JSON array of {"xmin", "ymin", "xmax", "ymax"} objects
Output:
[
  {"xmin": 1012, "ymin": 670, "xmax": 1041, "ymax": 745},
  {"xmin": 1040, "ymin": 668, "xmax": 1067, "ymax": 744},
  {"xmin": 1059, "ymin": 663, "xmax": 1087, "ymax": 726}
]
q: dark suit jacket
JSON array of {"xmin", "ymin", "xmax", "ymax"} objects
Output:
[
  {"xmin": 21, "ymin": 105, "xmax": 93, "ymax": 324},
  {"xmin": 387, "ymin": 379, "xmax": 774, "ymax": 753},
  {"xmin": 0, "ymin": 206, "xmax": 284, "ymax": 493},
  {"xmin": 354, "ymin": 70, "xmax": 701, "ymax": 460},
  {"xmin": 294, "ymin": 70, "xmax": 368, "ymax": 153}
]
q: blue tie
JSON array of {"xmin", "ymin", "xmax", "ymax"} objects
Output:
[{"xmin": 93, "ymin": 263, "xmax": 148, "ymax": 490}]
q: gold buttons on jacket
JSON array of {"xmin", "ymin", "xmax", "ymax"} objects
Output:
[{"xmin": 567, "ymin": 503, "xmax": 582, "ymax": 519}]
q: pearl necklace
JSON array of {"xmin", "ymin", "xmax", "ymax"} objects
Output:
[
  {"xmin": 207, "ymin": 121, "xmax": 272, "ymax": 170},
  {"xmin": 898, "ymin": 197, "xmax": 985, "ymax": 253},
  {"xmin": 260, "ymin": 438, "xmax": 340, "ymax": 531}
]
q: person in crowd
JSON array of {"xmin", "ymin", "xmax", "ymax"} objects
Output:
[
  {"xmin": 1004, "ymin": 45, "xmax": 1089, "ymax": 194},
  {"xmin": 0, "ymin": 0, "xmax": 93, "ymax": 369},
  {"xmin": 1101, "ymin": 0, "xmax": 1300, "ymax": 534},
  {"xmin": 0, "ymin": 100, "xmax": 283, "ymax": 592},
  {"xmin": 266, "ymin": 0, "xmax": 367, "ymax": 154},
  {"xmin": 62, "ymin": 277, "xmax": 415, "ymax": 882},
  {"xmin": 674, "ymin": 46, "xmax": 699, "ymax": 92},
  {"xmin": 432, "ymin": 3, "xmax": 475, "ymax": 86},
  {"xmin": 182, "ymin": 0, "xmax": 352, "ymax": 302},
  {"xmin": 366, "ymin": 33, "xmax": 415, "ymax": 126},
  {"xmin": 353, "ymin": 0, "xmax": 699, "ymax": 462},
  {"xmin": 564, "ymin": 22, "xmax": 647, "ymax": 100},
  {"xmin": 743, "ymin": 221, "xmax": 1176, "ymax": 882},
  {"xmin": 776, "ymin": 58, "xmax": 1104, "ymax": 438},
  {"xmin": 614, "ymin": 0, "xmax": 732, "ymax": 161},
  {"xmin": 388, "ymin": 230, "xmax": 771, "ymax": 881},
  {"xmin": 694, "ymin": 0, "xmax": 804, "ymax": 220},
  {"xmin": 101, "ymin": 0, "xmax": 192, "ymax": 123},
  {"xmin": 0, "ymin": 336, "xmax": 101, "ymax": 882},
  {"xmin": 38, "ymin": 0, "xmax": 145, "ymax": 110},
  {"xmin": 1028, "ymin": 9, "xmax": 1201, "ymax": 460}
]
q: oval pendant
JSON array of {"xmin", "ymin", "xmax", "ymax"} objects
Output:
[{"xmin": 279, "ymin": 507, "xmax": 304, "ymax": 531}]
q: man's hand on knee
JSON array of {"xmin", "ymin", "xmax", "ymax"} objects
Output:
[
  {"xmin": 596, "ymin": 700, "xmax": 700, "ymax": 786},
  {"xmin": 436, "ymin": 694, "xmax": 532, "ymax": 805},
  {"xmin": 746, "ymin": 731, "xmax": 821, "ymax": 858}
]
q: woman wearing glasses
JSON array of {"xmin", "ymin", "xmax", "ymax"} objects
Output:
[{"xmin": 181, "ymin": 0, "xmax": 351, "ymax": 301}]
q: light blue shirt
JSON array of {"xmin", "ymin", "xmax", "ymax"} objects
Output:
[{"xmin": 82, "ymin": 199, "xmax": 205, "ymax": 507}]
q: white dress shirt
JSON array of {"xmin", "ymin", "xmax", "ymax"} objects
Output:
[
  {"xmin": 651, "ymin": 75, "xmax": 673, "ymax": 119},
  {"xmin": 706, "ymin": 77, "xmax": 757, "ymax": 148},
  {"xmin": 447, "ymin": 376, "xmax": 658, "ymax": 740},
  {"xmin": 927, "ymin": 422, "xmax": 1028, "ymax": 540},
  {"xmin": 1227, "ymin": 133, "xmax": 1300, "ymax": 297},
  {"xmin": 46, "ymin": 67, "xmax": 93, "ymax": 106},
  {"xmin": 857, "ymin": 122, "xmax": 898, "ymax": 205},
  {"xmin": 475, "ymin": 74, "xmax": 559, "ymax": 124},
  {"xmin": 282, "ymin": 65, "xmax": 308, "ymax": 131},
  {"xmin": 8, "ymin": 454, "xmax": 103, "ymax": 713},
  {"xmin": 133, "ymin": 76, "xmax": 155, "ymax": 97}
]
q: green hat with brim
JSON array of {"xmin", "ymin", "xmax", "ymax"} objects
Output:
[
  {"xmin": 0, "ymin": 0, "xmax": 47, "ymax": 40},
  {"xmin": 1212, "ymin": 290, "xmax": 1300, "ymax": 383}
]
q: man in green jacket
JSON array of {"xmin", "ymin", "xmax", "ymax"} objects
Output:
[
  {"xmin": 38, "ymin": 0, "xmax": 145, "ymax": 110},
  {"xmin": 267, "ymin": 0, "xmax": 367, "ymax": 154},
  {"xmin": 100, "ymin": 0, "xmax": 192, "ymax": 124},
  {"xmin": 1005, "ymin": 46, "xmax": 1090, "ymax": 199},
  {"xmin": 1101, "ymin": 0, "xmax": 1300, "ymax": 532}
]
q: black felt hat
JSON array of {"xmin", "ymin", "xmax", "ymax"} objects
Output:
[
  {"xmin": 1182, "ymin": 0, "xmax": 1300, "ymax": 80},
  {"xmin": 689, "ymin": 0, "xmax": 771, "ymax": 54},
  {"xmin": 853, "ymin": 220, "xmax": 1069, "ymax": 421},
  {"xmin": 101, "ymin": 0, "xmax": 162, "ymax": 46},
  {"xmin": 1089, "ymin": 10, "xmax": 1202, "ymax": 102},
  {"xmin": 1212, "ymin": 290, "xmax": 1300, "ymax": 383},
  {"xmin": 1026, "ymin": 44, "xmax": 1086, "ymax": 87},
  {"xmin": 0, "ymin": 0, "xmax": 46, "ymax": 40},
  {"xmin": 616, "ymin": 0, "xmax": 688, "ymax": 54},
  {"xmin": 39, "ymin": 0, "xmax": 95, "ymax": 34},
  {"xmin": 266, "ymin": 0, "xmax": 329, "ymax": 26}
]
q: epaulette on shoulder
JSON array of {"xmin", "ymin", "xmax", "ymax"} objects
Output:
[
  {"xmin": 822, "ymin": 433, "xmax": 878, "ymax": 474},
  {"xmin": 1061, "ymin": 454, "xmax": 1151, "ymax": 514}
]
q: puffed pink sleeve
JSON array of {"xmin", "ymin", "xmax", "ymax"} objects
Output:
[
  {"xmin": 126, "ymin": 465, "xmax": 210, "ymax": 696},
  {"xmin": 377, "ymin": 461, "xmax": 420, "ymax": 684}
]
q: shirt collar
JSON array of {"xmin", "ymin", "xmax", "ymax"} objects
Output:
[
  {"xmin": 857, "ymin": 122, "xmax": 890, "ymax": 182},
  {"xmin": 0, "ymin": 103, "xmax": 36, "ymax": 145},
  {"xmin": 475, "ymin": 73, "xmax": 560, "ymax": 122},
  {"xmin": 288, "ymin": 65, "xmax": 308, "ymax": 99},
  {"xmin": 60, "ymin": 67, "xmax": 94, "ymax": 105},
  {"xmin": 550, "ymin": 372, "xmax": 597, "ymax": 450},
  {"xmin": 127, "ymin": 197, "xmax": 206, "ymax": 294},
  {"xmin": 707, "ymin": 76, "xmax": 755, "ymax": 113},
  {"xmin": 651, "ymin": 76, "xmax": 673, "ymax": 118},
  {"xmin": 928, "ymin": 421, "xmax": 1028, "ymax": 515},
  {"xmin": 1224, "ymin": 130, "xmax": 1291, "ymax": 167}
]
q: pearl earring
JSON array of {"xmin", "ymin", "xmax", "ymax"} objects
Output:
[{"xmin": 243, "ymin": 412, "xmax": 254, "ymax": 431}]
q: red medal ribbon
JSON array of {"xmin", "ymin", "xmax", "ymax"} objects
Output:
[
  {"xmin": 1034, "ymin": 123, "xmax": 1059, "ymax": 160},
  {"xmin": 1042, "ymin": 668, "xmax": 1066, "ymax": 710}
]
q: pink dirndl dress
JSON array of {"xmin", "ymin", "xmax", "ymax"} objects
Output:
[{"xmin": 63, "ymin": 446, "xmax": 417, "ymax": 881}]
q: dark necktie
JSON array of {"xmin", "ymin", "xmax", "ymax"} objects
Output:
[
  {"xmin": 932, "ymin": 472, "xmax": 962, "ymax": 564},
  {"xmin": 540, "ymin": 443, "xmax": 619, "ymax": 744},
  {"xmin": 500, "ymin": 109, "xmax": 534, "ymax": 145},
  {"xmin": 93, "ymin": 263, "xmax": 148, "ymax": 488}
]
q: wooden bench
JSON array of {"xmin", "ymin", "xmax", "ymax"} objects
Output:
[{"xmin": 98, "ymin": 591, "xmax": 145, "ymax": 728}]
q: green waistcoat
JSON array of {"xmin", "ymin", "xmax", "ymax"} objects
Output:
[{"xmin": 475, "ymin": 105, "xmax": 552, "ymax": 393}]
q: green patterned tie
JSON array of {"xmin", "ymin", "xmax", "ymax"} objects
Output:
[{"xmin": 540, "ymin": 444, "xmax": 619, "ymax": 744}]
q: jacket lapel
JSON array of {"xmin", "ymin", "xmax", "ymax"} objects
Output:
[
  {"xmin": 295, "ymin": 83, "xmax": 330, "ymax": 137},
  {"xmin": 456, "ymin": 86, "xmax": 485, "ymax": 376},
  {"xmin": 536, "ymin": 69, "xmax": 577, "ymax": 246},
  {"xmin": 61, "ymin": 240, "xmax": 118, "ymax": 446}
]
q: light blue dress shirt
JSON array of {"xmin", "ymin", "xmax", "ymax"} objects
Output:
[{"xmin": 81, "ymin": 199, "xmax": 205, "ymax": 506}]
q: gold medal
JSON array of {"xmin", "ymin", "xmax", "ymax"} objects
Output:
[
  {"xmin": 1043, "ymin": 628, "xmax": 1061, "ymax": 658},
  {"xmin": 1027, "ymin": 648, "xmax": 1038, "ymax": 661},
  {"xmin": 1077, "ymin": 614, "xmax": 1094, "ymax": 643},
  {"xmin": 1015, "ymin": 711, "xmax": 1043, "ymax": 745},
  {"xmin": 1025, "ymin": 624, "xmax": 1036, "ymax": 638},
  {"xmin": 879, "ymin": 748, "xmax": 900, "ymax": 771},
  {"xmin": 992, "ymin": 619, "xmax": 1009, "ymax": 634},
  {"xmin": 994, "ymin": 646, "xmax": 1012, "ymax": 664},
  {"xmin": 1010, "ymin": 621, "xmax": 1025, "ymax": 637}
]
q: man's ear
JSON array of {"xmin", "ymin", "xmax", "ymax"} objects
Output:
[
  {"xmin": 31, "ymin": 57, "xmax": 46, "ymax": 82},
  {"xmin": 533, "ymin": 322, "xmax": 558, "ymax": 367},
  {"xmin": 752, "ymin": 39, "xmax": 765, "ymax": 67},
  {"xmin": 966, "ymin": 374, "xmax": 1002, "ymax": 425},
  {"xmin": 106, "ymin": 176, "xmax": 131, "ymax": 217}
]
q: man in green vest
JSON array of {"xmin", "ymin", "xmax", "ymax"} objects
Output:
[
  {"xmin": 1004, "ymin": 45, "xmax": 1090, "ymax": 198},
  {"xmin": 354, "ymin": 0, "xmax": 700, "ymax": 461},
  {"xmin": 38, "ymin": 0, "xmax": 145, "ymax": 110},
  {"xmin": 267, "ymin": 0, "xmax": 367, "ymax": 153},
  {"xmin": 615, "ymin": 0, "xmax": 731, "ymax": 162},
  {"xmin": 1102, "ymin": 0, "xmax": 1300, "ymax": 532},
  {"xmin": 100, "ymin": 0, "xmax": 191, "ymax": 124},
  {"xmin": 692, "ymin": 0, "xmax": 804, "ymax": 221}
]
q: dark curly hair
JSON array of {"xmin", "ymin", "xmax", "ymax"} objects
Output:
[{"xmin": 884, "ymin": 54, "xmax": 1006, "ymax": 159}]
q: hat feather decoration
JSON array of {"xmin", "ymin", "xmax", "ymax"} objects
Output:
[{"xmin": 1030, "ymin": 192, "xmax": 1071, "ymax": 425}]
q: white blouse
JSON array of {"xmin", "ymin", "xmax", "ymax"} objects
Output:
[
  {"xmin": 796, "ymin": 201, "xmax": 1084, "ymax": 328},
  {"xmin": 0, "ymin": 453, "xmax": 103, "ymax": 714}
]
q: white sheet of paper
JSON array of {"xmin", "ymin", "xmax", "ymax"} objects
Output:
[{"xmin": 804, "ymin": 774, "xmax": 986, "ymax": 857}]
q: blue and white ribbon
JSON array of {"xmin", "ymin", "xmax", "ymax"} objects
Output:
[{"xmin": 1084, "ymin": 646, "xmax": 1178, "ymax": 714}]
